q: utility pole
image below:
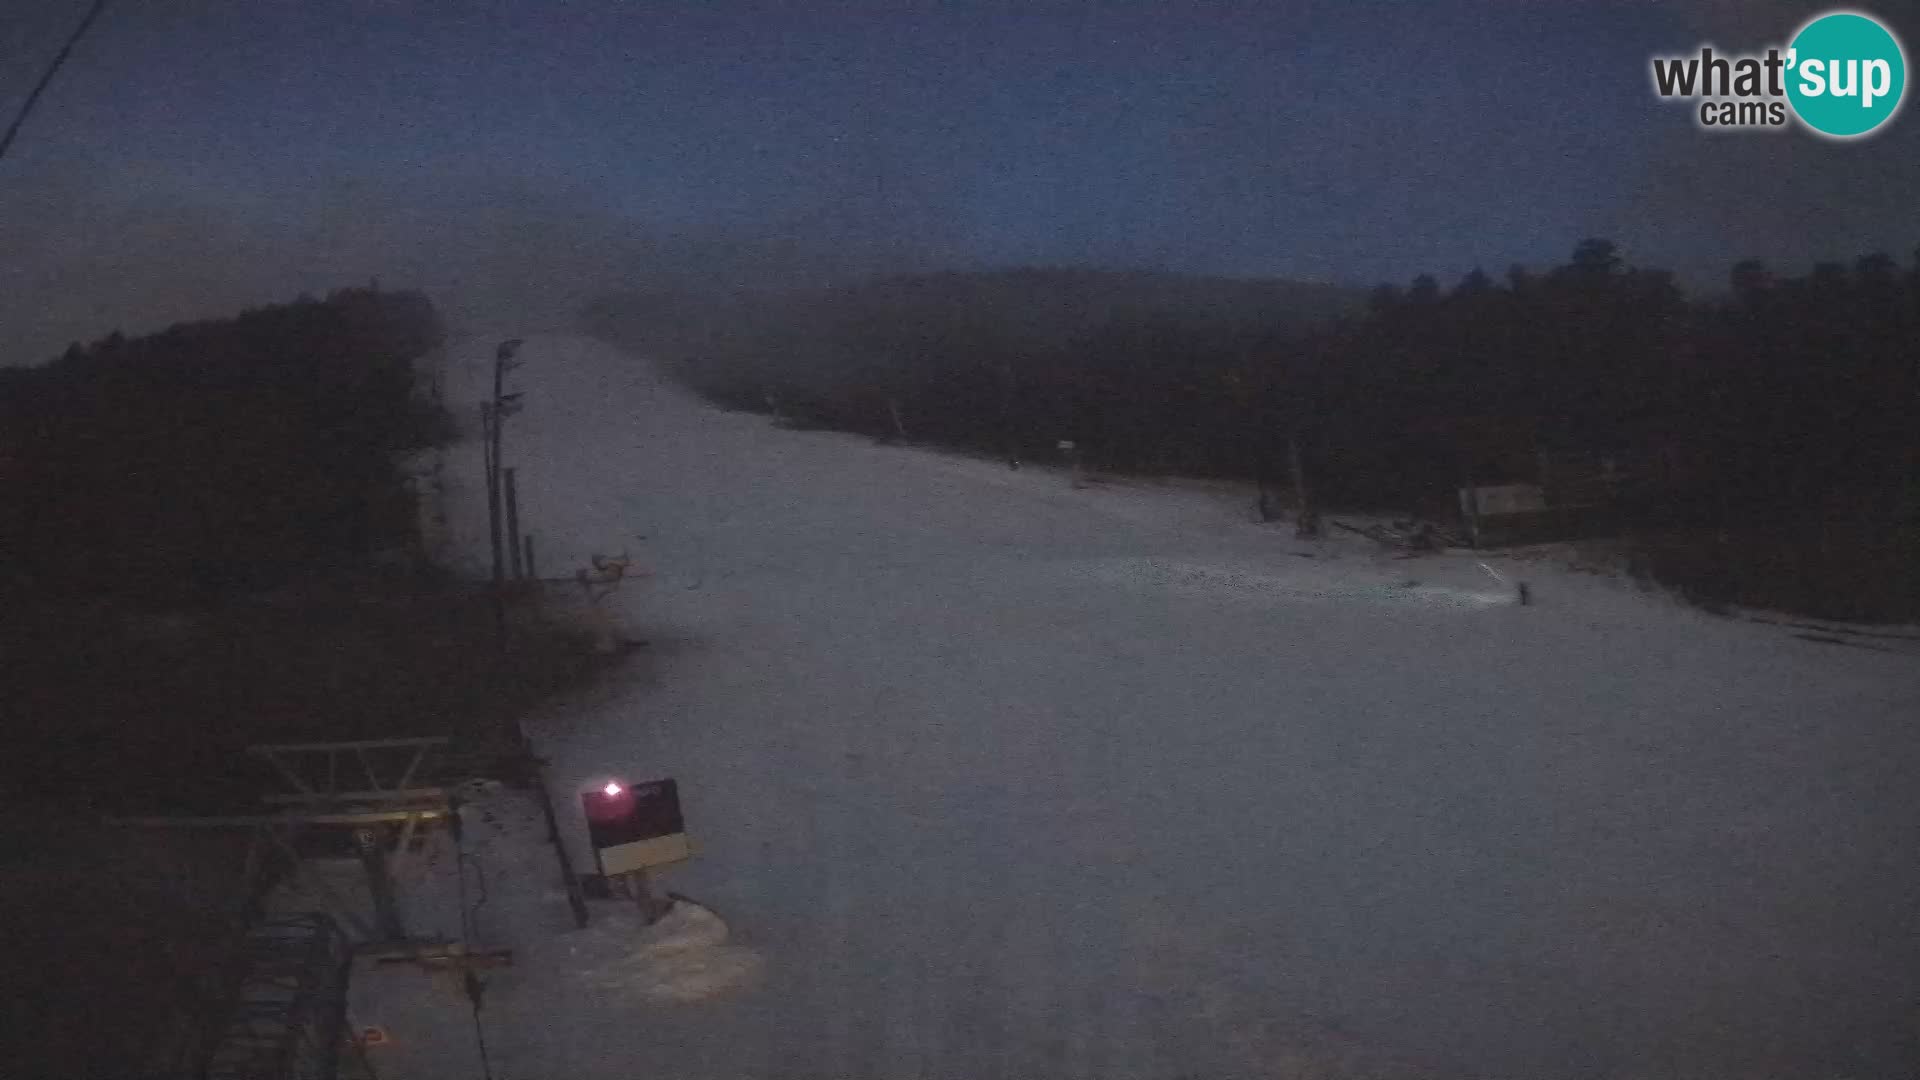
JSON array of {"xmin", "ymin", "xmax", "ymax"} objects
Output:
[
  {"xmin": 504, "ymin": 467, "xmax": 523, "ymax": 579},
  {"xmin": 483, "ymin": 404, "xmax": 503, "ymax": 596},
  {"xmin": 484, "ymin": 340, "xmax": 525, "ymax": 647}
]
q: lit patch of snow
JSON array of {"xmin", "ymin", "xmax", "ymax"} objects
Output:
[
  {"xmin": 571, "ymin": 900, "xmax": 764, "ymax": 1003},
  {"xmin": 1076, "ymin": 556, "xmax": 1512, "ymax": 610}
]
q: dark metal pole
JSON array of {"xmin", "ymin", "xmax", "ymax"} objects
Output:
[
  {"xmin": 482, "ymin": 403, "xmax": 505, "ymax": 646},
  {"xmin": 491, "ymin": 344, "xmax": 505, "ymax": 426},
  {"xmin": 489, "ymin": 354, "xmax": 506, "ymax": 596},
  {"xmin": 504, "ymin": 467, "xmax": 523, "ymax": 579},
  {"xmin": 487, "ymin": 339, "xmax": 524, "ymax": 648},
  {"xmin": 482, "ymin": 403, "xmax": 502, "ymax": 587}
]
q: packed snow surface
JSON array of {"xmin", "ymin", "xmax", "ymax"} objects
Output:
[{"xmin": 359, "ymin": 334, "xmax": 1920, "ymax": 1080}]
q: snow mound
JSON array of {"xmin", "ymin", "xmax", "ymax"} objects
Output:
[
  {"xmin": 1078, "ymin": 556, "xmax": 1511, "ymax": 609},
  {"xmin": 571, "ymin": 900, "xmax": 764, "ymax": 1004}
]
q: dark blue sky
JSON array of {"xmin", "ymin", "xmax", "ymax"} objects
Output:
[{"xmin": 3, "ymin": 0, "xmax": 1916, "ymax": 360}]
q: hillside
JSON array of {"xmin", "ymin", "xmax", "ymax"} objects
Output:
[
  {"xmin": 585, "ymin": 268, "xmax": 1360, "ymax": 355},
  {"xmin": 582, "ymin": 267, "xmax": 1364, "ymax": 467}
]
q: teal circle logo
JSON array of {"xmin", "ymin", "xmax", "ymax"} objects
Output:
[{"xmin": 1786, "ymin": 11, "xmax": 1907, "ymax": 138}]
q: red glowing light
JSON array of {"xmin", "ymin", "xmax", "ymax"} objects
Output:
[{"xmin": 602, "ymin": 781, "xmax": 622, "ymax": 797}]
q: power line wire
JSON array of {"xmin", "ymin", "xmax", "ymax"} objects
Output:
[{"xmin": 0, "ymin": 0, "xmax": 113, "ymax": 165}]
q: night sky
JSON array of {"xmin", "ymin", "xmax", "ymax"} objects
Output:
[{"xmin": 4, "ymin": 0, "xmax": 1917, "ymax": 362}]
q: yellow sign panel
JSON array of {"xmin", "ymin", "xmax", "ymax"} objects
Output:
[{"xmin": 599, "ymin": 832, "xmax": 692, "ymax": 876}]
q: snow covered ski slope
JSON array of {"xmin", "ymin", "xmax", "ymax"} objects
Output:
[{"xmin": 428, "ymin": 334, "xmax": 1920, "ymax": 1080}]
